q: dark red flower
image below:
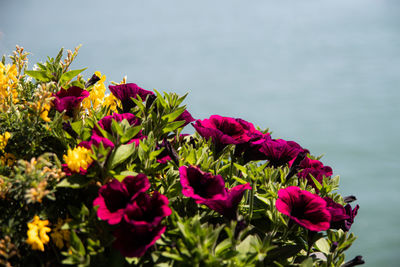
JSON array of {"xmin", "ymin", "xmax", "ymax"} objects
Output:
[
  {"xmin": 78, "ymin": 135, "xmax": 115, "ymax": 151},
  {"xmin": 324, "ymin": 197, "xmax": 359, "ymax": 231},
  {"xmin": 175, "ymin": 110, "xmax": 195, "ymax": 127},
  {"xmin": 276, "ymin": 186, "xmax": 331, "ymax": 231},
  {"xmin": 109, "ymin": 83, "xmax": 154, "ymax": 112},
  {"xmin": 53, "ymin": 86, "xmax": 89, "ymax": 117},
  {"xmin": 294, "ymin": 157, "xmax": 333, "ymax": 190},
  {"xmin": 179, "ymin": 165, "xmax": 251, "ymax": 219},
  {"xmin": 113, "ymin": 222, "xmax": 166, "ymax": 258},
  {"xmin": 123, "ymin": 191, "xmax": 172, "ymax": 229},
  {"xmin": 193, "ymin": 115, "xmax": 256, "ymax": 154},
  {"xmin": 260, "ymin": 139, "xmax": 307, "ymax": 167},
  {"xmin": 93, "ymin": 175, "xmax": 150, "ymax": 225},
  {"xmin": 235, "ymin": 131, "xmax": 272, "ymax": 163}
]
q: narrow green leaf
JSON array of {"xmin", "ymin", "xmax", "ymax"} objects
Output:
[
  {"xmin": 162, "ymin": 121, "xmax": 185, "ymax": 134},
  {"xmin": 70, "ymin": 230, "xmax": 86, "ymax": 256},
  {"xmin": 161, "ymin": 106, "xmax": 186, "ymax": 122},
  {"xmin": 120, "ymin": 125, "xmax": 142, "ymax": 144},
  {"xmin": 59, "ymin": 68, "xmax": 87, "ymax": 85}
]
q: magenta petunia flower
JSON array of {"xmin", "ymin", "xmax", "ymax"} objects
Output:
[
  {"xmin": 324, "ymin": 197, "xmax": 359, "ymax": 231},
  {"xmin": 235, "ymin": 131, "xmax": 272, "ymax": 163},
  {"xmin": 192, "ymin": 115, "xmax": 257, "ymax": 154},
  {"xmin": 93, "ymin": 175, "xmax": 150, "ymax": 225},
  {"xmin": 276, "ymin": 186, "xmax": 331, "ymax": 231},
  {"xmin": 179, "ymin": 165, "xmax": 251, "ymax": 219},
  {"xmin": 109, "ymin": 83, "xmax": 154, "ymax": 112},
  {"xmin": 113, "ymin": 222, "xmax": 166, "ymax": 258},
  {"xmin": 294, "ymin": 157, "xmax": 333, "ymax": 190},
  {"xmin": 175, "ymin": 110, "xmax": 195, "ymax": 127},
  {"xmin": 123, "ymin": 191, "xmax": 172, "ymax": 229},
  {"xmin": 53, "ymin": 86, "xmax": 90, "ymax": 117},
  {"xmin": 78, "ymin": 135, "xmax": 115, "ymax": 151},
  {"xmin": 260, "ymin": 139, "xmax": 307, "ymax": 167}
]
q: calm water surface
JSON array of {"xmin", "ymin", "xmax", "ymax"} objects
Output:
[{"xmin": 1, "ymin": 0, "xmax": 399, "ymax": 265}]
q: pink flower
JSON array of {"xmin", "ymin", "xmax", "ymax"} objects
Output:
[
  {"xmin": 175, "ymin": 110, "xmax": 195, "ymax": 127},
  {"xmin": 260, "ymin": 139, "xmax": 307, "ymax": 167},
  {"xmin": 276, "ymin": 186, "xmax": 331, "ymax": 231},
  {"xmin": 193, "ymin": 115, "xmax": 256, "ymax": 154},
  {"xmin": 294, "ymin": 157, "xmax": 333, "ymax": 190},
  {"xmin": 235, "ymin": 131, "xmax": 272, "ymax": 163},
  {"xmin": 324, "ymin": 197, "xmax": 359, "ymax": 231},
  {"xmin": 179, "ymin": 165, "xmax": 251, "ymax": 219},
  {"xmin": 109, "ymin": 83, "xmax": 154, "ymax": 112},
  {"xmin": 93, "ymin": 175, "xmax": 150, "ymax": 225},
  {"xmin": 53, "ymin": 86, "xmax": 89, "ymax": 117},
  {"xmin": 123, "ymin": 191, "xmax": 172, "ymax": 229}
]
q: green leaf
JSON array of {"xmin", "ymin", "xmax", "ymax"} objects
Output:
[
  {"xmin": 59, "ymin": 68, "xmax": 87, "ymax": 85},
  {"xmin": 309, "ymin": 174, "xmax": 322, "ymax": 191},
  {"xmin": 57, "ymin": 176, "xmax": 90, "ymax": 188},
  {"xmin": 300, "ymin": 258, "xmax": 314, "ymax": 267},
  {"xmin": 70, "ymin": 230, "xmax": 86, "ymax": 256},
  {"xmin": 120, "ymin": 125, "xmax": 142, "ymax": 144},
  {"xmin": 25, "ymin": 70, "xmax": 52, "ymax": 82},
  {"xmin": 111, "ymin": 119, "xmax": 124, "ymax": 137},
  {"xmin": 110, "ymin": 142, "xmax": 136, "ymax": 169},
  {"xmin": 314, "ymin": 238, "xmax": 330, "ymax": 254},
  {"xmin": 161, "ymin": 106, "xmax": 186, "ymax": 122}
]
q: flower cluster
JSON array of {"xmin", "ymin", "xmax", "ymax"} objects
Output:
[
  {"xmin": 0, "ymin": 47, "xmax": 362, "ymax": 266},
  {"xmin": 93, "ymin": 175, "xmax": 171, "ymax": 257},
  {"xmin": 179, "ymin": 165, "xmax": 251, "ymax": 220}
]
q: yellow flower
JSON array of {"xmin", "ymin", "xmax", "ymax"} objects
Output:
[
  {"xmin": 82, "ymin": 71, "xmax": 106, "ymax": 113},
  {"xmin": 38, "ymin": 102, "xmax": 51, "ymax": 122},
  {"xmin": 63, "ymin": 146, "xmax": 93, "ymax": 173},
  {"xmin": 50, "ymin": 218, "xmax": 71, "ymax": 249},
  {"xmin": 0, "ymin": 132, "xmax": 11, "ymax": 153},
  {"xmin": 0, "ymin": 63, "xmax": 19, "ymax": 110},
  {"xmin": 103, "ymin": 93, "xmax": 119, "ymax": 113},
  {"xmin": 26, "ymin": 216, "xmax": 51, "ymax": 251}
]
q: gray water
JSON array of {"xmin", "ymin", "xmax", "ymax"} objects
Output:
[{"xmin": 1, "ymin": 0, "xmax": 399, "ymax": 265}]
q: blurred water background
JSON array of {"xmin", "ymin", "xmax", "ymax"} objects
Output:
[{"xmin": 1, "ymin": 0, "xmax": 399, "ymax": 265}]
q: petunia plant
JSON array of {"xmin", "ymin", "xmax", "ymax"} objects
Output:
[{"xmin": 0, "ymin": 46, "xmax": 364, "ymax": 266}]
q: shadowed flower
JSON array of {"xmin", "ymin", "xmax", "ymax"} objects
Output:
[
  {"xmin": 113, "ymin": 222, "xmax": 166, "ymax": 258},
  {"xmin": 123, "ymin": 191, "xmax": 172, "ymax": 229},
  {"xmin": 53, "ymin": 86, "xmax": 89, "ymax": 117},
  {"xmin": 276, "ymin": 186, "xmax": 331, "ymax": 231},
  {"xmin": 295, "ymin": 157, "xmax": 333, "ymax": 190},
  {"xmin": 193, "ymin": 115, "xmax": 256, "ymax": 154},
  {"xmin": 179, "ymin": 165, "xmax": 251, "ymax": 219},
  {"xmin": 93, "ymin": 175, "xmax": 150, "ymax": 225},
  {"xmin": 260, "ymin": 139, "xmax": 307, "ymax": 167},
  {"xmin": 235, "ymin": 131, "xmax": 272, "ymax": 163},
  {"xmin": 26, "ymin": 216, "xmax": 51, "ymax": 251},
  {"xmin": 109, "ymin": 83, "xmax": 154, "ymax": 112},
  {"xmin": 324, "ymin": 197, "xmax": 359, "ymax": 231}
]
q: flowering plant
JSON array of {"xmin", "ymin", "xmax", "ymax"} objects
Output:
[{"xmin": 0, "ymin": 46, "xmax": 364, "ymax": 266}]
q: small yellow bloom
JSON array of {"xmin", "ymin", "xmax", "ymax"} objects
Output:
[
  {"xmin": 0, "ymin": 63, "xmax": 19, "ymax": 110},
  {"xmin": 39, "ymin": 102, "xmax": 51, "ymax": 122},
  {"xmin": 0, "ymin": 132, "xmax": 11, "ymax": 153},
  {"xmin": 26, "ymin": 216, "xmax": 51, "ymax": 251},
  {"xmin": 83, "ymin": 71, "xmax": 107, "ymax": 113},
  {"xmin": 63, "ymin": 146, "xmax": 93, "ymax": 173}
]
